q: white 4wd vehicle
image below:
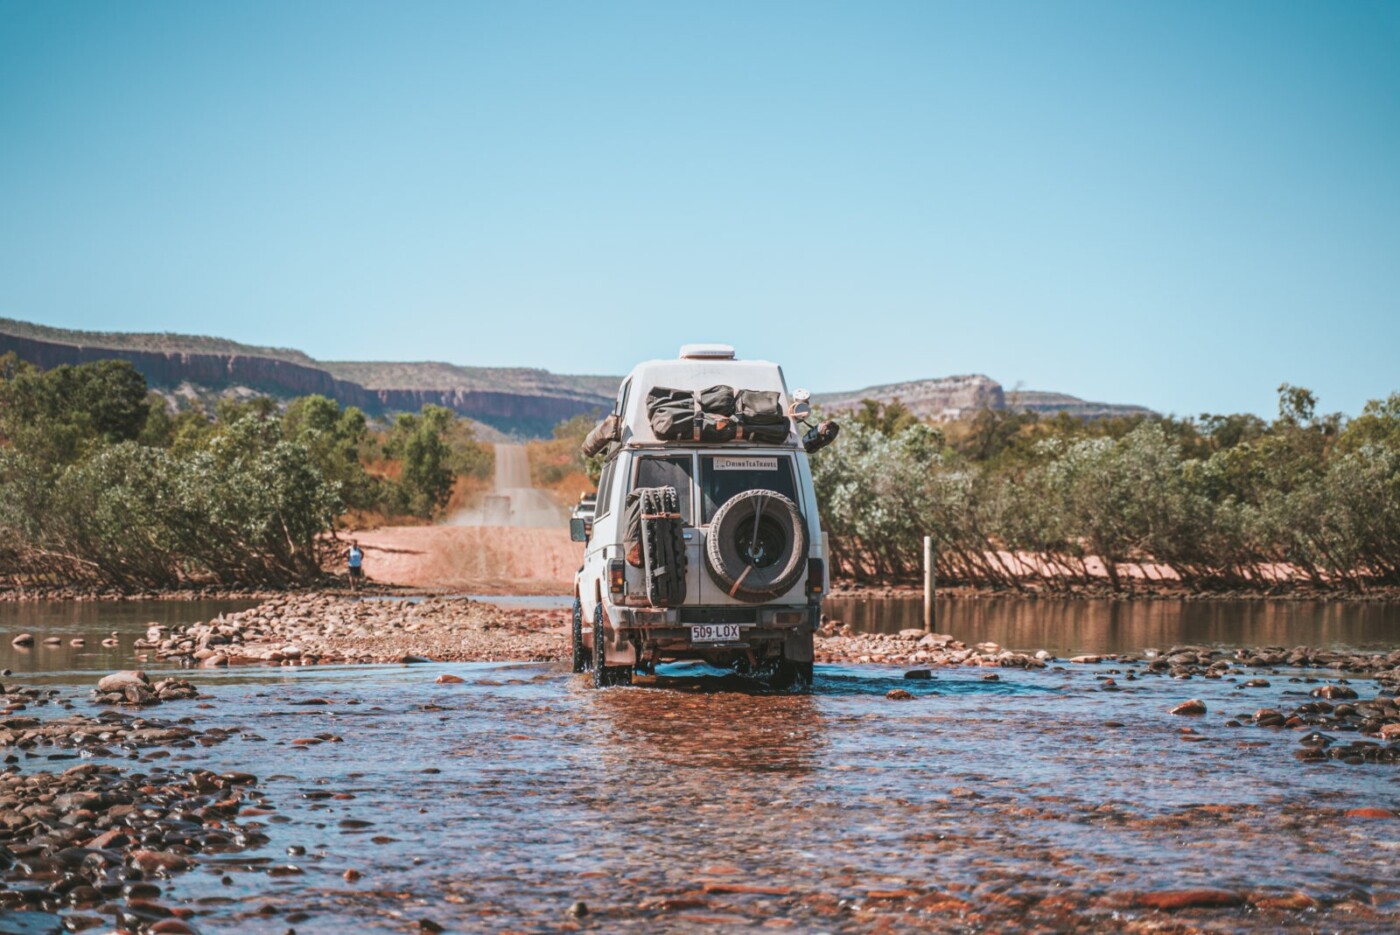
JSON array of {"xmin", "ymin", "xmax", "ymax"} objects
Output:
[{"xmin": 570, "ymin": 344, "xmax": 836, "ymax": 690}]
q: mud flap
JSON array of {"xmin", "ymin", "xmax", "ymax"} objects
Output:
[{"xmin": 783, "ymin": 627, "xmax": 814, "ymax": 662}]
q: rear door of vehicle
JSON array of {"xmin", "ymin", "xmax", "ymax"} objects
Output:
[
  {"xmin": 630, "ymin": 453, "xmax": 702, "ymax": 606},
  {"xmin": 696, "ymin": 452, "xmax": 805, "ymax": 606}
]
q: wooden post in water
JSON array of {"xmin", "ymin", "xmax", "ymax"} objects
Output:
[{"xmin": 923, "ymin": 535, "xmax": 935, "ymax": 632}]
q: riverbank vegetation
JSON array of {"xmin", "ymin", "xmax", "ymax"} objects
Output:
[
  {"xmin": 813, "ymin": 387, "xmax": 1400, "ymax": 593},
  {"xmin": 0, "ymin": 354, "xmax": 491, "ymax": 589}
]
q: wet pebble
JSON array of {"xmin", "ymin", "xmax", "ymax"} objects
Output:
[{"xmin": 1169, "ymin": 699, "xmax": 1207, "ymax": 716}]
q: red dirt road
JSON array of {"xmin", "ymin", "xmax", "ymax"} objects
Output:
[{"xmin": 351, "ymin": 525, "xmax": 580, "ymax": 594}]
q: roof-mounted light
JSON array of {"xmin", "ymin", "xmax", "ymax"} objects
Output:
[{"xmin": 679, "ymin": 343, "xmax": 736, "ymax": 360}]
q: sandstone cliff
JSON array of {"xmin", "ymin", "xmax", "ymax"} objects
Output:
[
  {"xmin": 1, "ymin": 318, "xmax": 1154, "ymax": 435},
  {"xmin": 0, "ymin": 323, "xmax": 611, "ymax": 436},
  {"xmin": 814, "ymin": 374, "xmax": 1007, "ymax": 420}
]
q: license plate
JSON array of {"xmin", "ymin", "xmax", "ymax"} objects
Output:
[{"xmin": 690, "ymin": 624, "xmax": 741, "ymax": 643}]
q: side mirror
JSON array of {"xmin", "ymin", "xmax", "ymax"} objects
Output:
[{"xmin": 569, "ymin": 517, "xmax": 590, "ymax": 542}]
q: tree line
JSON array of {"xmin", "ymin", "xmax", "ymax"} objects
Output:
[
  {"xmin": 811, "ymin": 387, "xmax": 1400, "ymax": 592},
  {"xmin": 0, "ymin": 355, "xmax": 491, "ymax": 589}
]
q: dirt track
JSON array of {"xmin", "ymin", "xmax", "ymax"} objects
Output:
[{"xmin": 352, "ymin": 525, "xmax": 579, "ymax": 594}]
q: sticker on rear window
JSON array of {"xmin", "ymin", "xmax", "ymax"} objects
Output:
[{"xmin": 713, "ymin": 456, "xmax": 779, "ymax": 471}]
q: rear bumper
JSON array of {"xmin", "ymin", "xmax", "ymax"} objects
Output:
[{"xmin": 611, "ymin": 604, "xmax": 819, "ymax": 631}]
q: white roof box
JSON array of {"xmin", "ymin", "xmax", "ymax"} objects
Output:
[{"xmin": 679, "ymin": 343, "xmax": 736, "ymax": 360}]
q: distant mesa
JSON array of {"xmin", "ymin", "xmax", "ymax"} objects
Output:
[
  {"xmin": 813, "ymin": 375, "xmax": 1154, "ymax": 422},
  {"xmin": 0, "ymin": 317, "xmax": 1154, "ymax": 437},
  {"xmin": 0, "ymin": 317, "xmax": 614, "ymax": 438}
]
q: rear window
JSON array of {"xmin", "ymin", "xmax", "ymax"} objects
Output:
[
  {"xmin": 633, "ymin": 455, "xmax": 694, "ymax": 525},
  {"xmin": 700, "ymin": 455, "xmax": 798, "ymax": 523}
]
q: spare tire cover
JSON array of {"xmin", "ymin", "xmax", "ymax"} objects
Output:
[{"xmin": 705, "ymin": 489, "xmax": 808, "ymax": 603}]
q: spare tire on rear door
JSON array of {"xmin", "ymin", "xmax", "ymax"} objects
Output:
[{"xmin": 705, "ymin": 489, "xmax": 808, "ymax": 603}]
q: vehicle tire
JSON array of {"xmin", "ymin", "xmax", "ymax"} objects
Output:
[
  {"xmin": 571, "ymin": 596, "xmax": 587, "ymax": 674},
  {"xmin": 639, "ymin": 487, "xmax": 687, "ymax": 607},
  {"xmin": 591, "ymin": 602, "xmax": 632, "ymax": 689},
  {"xmin": 772, "ymin": 658, "xmax": 814, "ymax": 692},
  {"xmin": 704, "ymin": 490, "xmax": 808, "ymax": 603}
]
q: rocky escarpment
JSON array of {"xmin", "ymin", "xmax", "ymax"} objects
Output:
[
  {"xmin": 815, "ymin": 374, "xmax": 1156, "ymax": 422},
  {"xmin": 0, "ymin": 327, "xmax": 609, "ymax": 436},
  {"xmin": 1, "ymin": 330, "xmax": 368, "ymax": 401},
  {"xmin": 2, "ymin": 317, "xmax": 1154, "ymax": 433},
  {"xmin": 368, "ymin": 388, "xmax": 605, "ymax": 437},
  {"xmin": 1007, "ymin": 390, "xmax": 1156, "ymax": 420},
  {"xmin": 815, "ymin": 374, "xmax": 1007, "ymax": 420}
]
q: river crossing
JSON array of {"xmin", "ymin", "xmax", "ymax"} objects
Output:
[{"xmin": 1, "ymin": 598, "xmax": 1398, "ymax": 931}]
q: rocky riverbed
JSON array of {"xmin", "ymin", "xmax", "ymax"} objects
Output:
[
  {"xmin": 135, "ymin": 594, "xmax": 565, "ymax": 667},
  {"xmin": 133, "ymin": 592, "xmax": 1400, "ymax": 684},
  {"xmin": 4, "ymin": 595, "xmax": 1400, "ymax": 932},
  {"xmin": 7, "ymin": 657, "xmax": 1398, "ymax": 933},
  {"xmin": 1, "ymin": 681, "xmax": 273, "ymax": 933}
]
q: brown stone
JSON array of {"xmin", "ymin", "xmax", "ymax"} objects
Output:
[
  {"xmin": 701, "ymin": 883, "xmax": 793, "ymax": 896},
  {"xmin": 1170, "ymin": 699, "xmax": 1207, "ymax": 716},
  {"xmin": 1344, "ymin": 808, "xmax": 1396, "ymax": 819},
  {"xmin": 1251, "ymin": 892, "xmax": 1319, "ymax": 910},
  {"xmin": 130, "ymin": 850, "xmax": 190, "ymax": 875},
  {"xmin": 98, "ymin": 670, "xmax": 149, "ymax": 693},
  {"xmin": 1137, "ymin": 889, "xmax": 1242, "ymax": 911}
]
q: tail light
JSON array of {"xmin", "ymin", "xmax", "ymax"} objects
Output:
[
  {"xmin": 608, "ymin": 559, "xmax": 626, "ymax": 595},
  {"xmin": 807, "ymin": 559, "xmax": 824, "ymax": 597}
]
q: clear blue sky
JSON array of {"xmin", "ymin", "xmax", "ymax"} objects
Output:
[{"xmin": 1, "ymin": 1, "xmax": 1396, "ymax": 417}]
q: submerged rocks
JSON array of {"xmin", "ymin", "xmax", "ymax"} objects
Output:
[
  {"xmin": 0, "ymin": 759, "xmax": 273, "ymax": 918},
  {"xmin": 0, "ymin": 708, "xmax": 231, "ymax": 753},
  {"xmin": 1136, "ymin": 889, "xmax": 1243, "ymax": 911}
]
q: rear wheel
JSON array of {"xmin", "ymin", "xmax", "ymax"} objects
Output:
[
  {"xmin": 571, "ymin": 597, "xmax": 587, "ymax": 673},
  {"xmin": 771, "ymin": 658, "xmax": 814, "ymax": 692},
  {"xmin": 591, "ymin": 602, "xmax": 632, "ymax": 689}
]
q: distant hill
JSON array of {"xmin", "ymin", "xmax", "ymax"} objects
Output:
[
  {"xmin": 0, "ymin": 318, "xmax": 1155, "ymax": 436},
  {"xmin": 815, "ymin": 375, "xmax": 1155, "ymax": 421},
  {"xmin": 0, "ymin": 317, "xmax": 613, "ymax": 437},
  {"xmin": 0, "ymin": 316, "xmax": 319, "ymax": 366},
  {"xmin": 1005, "ymin": 390, "xmax": 1156, "ymax": 420},
  {"xmin": 814, "ymin": 375, "xmax": 1006, "ymax": 420}
]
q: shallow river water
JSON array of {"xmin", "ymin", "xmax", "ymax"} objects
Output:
[{"xmin": 3, "ymin": 599, "xmax": 1400, "ymax": 932}]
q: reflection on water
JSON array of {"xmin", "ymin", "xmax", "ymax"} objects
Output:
[
  {"xmin": 0, "ymin": 599, "xmax": 258, "ymax": 674},
  {"xmin": 826, "ymin": 595, "xmax": 1400, "ymax": 654}
]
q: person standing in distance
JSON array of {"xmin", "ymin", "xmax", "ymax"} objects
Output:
[{"xmin": 345, "ymin": 540, "xmax": 365, "ymax": 592}]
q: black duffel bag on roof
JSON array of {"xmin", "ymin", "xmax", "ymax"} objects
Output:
[
  {"xmin": 647, "ymin": 386, "xmax": 695, "ymax": 440},
  {"xmin": 735, "ymin": 389, "xmax": 786, "ymax": 424},
  {"xmin": 698, "ymin": 384, "xmax": 735, "ymax": 415}
]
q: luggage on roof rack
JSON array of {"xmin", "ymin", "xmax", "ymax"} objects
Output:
[{"xmin": 646, "ymin": 384, "xmax": 788, "ymax": 444}]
